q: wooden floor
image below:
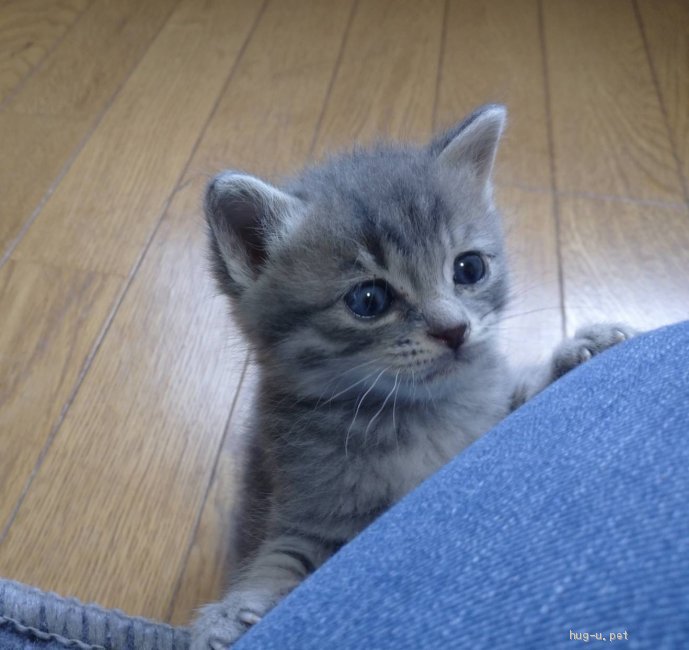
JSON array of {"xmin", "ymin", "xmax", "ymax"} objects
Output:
[{"xmin": 1, "ymin": 0, "xmax": 688, "ymax": 626}]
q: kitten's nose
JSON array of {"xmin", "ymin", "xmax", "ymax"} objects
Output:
[{"xmin": 428, "ymin": 323, "xmax": 469, "ymax": 350}]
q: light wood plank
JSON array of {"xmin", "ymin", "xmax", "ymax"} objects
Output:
[
  {"xmin": 436, "ymin": 0, "xmax": 550, "ymax": 189},
  {"xmin": 544, "ymin": 0, "xmax": 684, "ymax": 202},
  {"xmin": 0, "ymin": 0, "xmax": 262, "ymax": 568},
  {"xmin": 637, "ymin": 0, "xmax": 689, "ymax": 199},
  {"xmin": 0, "ymin": 0, "xmax": 175, "ymax": 262},
  {"xmin": 167, "ymin": 361, "xmax": 256, "ymax": 626},
  {"xmin": 195, "ymin": 0, "xmax": 356, "ymax": 180},
  {"xmin": 0, "ymin": 113, "xmax": 85, "ymax": 255},
  {"xmin": 496, "ymin": 186, "xmax": 562, "ymax": 368},
  {"xmin": 5, "ymin": 0, "xmax": 176, "ymax": 117},
  {"xmin": 0, "ymin": 177, "xmax": 247, "ymax": 618},
  {"xmin": 313, "ymin": 0, "xmax": 444, "ymax": 155},
  {"xmin": 0, "ymin": 0, "xmax": 89, "ymax": 104},
  {"xmin": 0, "ymin": 0, "xmax": 354, "ymax": 619},
  {"xmin": 12, "ymin": 0, "xmax": 260, "ymax": 276},
  {"xmin": 0, "ymin": 260, "xmax": 121, "ymax": 531},
  {"xmin": 560, "ymin": 197, "xmax": 689, "ymax": 336}
]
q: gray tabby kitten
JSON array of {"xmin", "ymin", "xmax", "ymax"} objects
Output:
[{"xmin": 191, "ymin": 105, "xmax": 634, "ymax": 649}]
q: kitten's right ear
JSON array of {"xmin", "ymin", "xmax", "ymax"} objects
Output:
[
  {"xmin": 205, "ymin": 171, "xmax": 302, "ymax": 297},
  {"xmin": 430, "ymin": 104, "xmax": 507, "ymax": 187}
]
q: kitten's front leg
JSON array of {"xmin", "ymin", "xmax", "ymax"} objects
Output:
[
  {"xmin": 511, "ymin": 323, "xmax": 637, "ymax": 409},
  {"xmin": 191, "ymin": 534, "xmax": 329, "ymax": 649}
]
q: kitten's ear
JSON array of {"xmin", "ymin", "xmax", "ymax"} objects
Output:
[
  {"xmin": 430, "ymin": 104, "xmax": 506, "ymax": 185},
  {"xmin": 205, "ymin": 171, "xmax": 303, "ymax": 297}
]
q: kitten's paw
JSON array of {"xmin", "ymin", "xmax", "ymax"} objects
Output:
[
  {"xmin": 190, "ymin": 591, "xmax": 277, "ymax": 650},
  {"xmin": 551, "ymin": 323, "xmax": 636, "ymax": 379}
]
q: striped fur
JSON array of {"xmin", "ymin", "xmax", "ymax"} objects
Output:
[{"xmin": 191, "ymin": 105, "xmax": 633, "ymax": 649}]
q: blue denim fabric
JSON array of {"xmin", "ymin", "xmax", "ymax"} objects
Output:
[{"xmin": 236, "ymin": 321, "xmax": 689, "ymax": 650}]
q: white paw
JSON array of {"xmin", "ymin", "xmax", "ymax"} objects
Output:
[
  {"xmin": 190, "ymin": 590, "xmax": 278, "ymax": 650},
  {"xmin": 552, "ymin": 323, "xmax": 637, "ymax": 379}
]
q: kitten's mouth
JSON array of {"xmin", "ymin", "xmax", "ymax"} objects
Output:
[
  {"xmin": 420, "ymin": 363, "xmax": 454, "ymax": 383},
  {"xmin": 418, "ymin": 344, "xmax": 479, "ymax": 383}
]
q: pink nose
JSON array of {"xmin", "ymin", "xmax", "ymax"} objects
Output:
[{"xmin": 428, "ymin": 323, "xmax": 468, "ymax": 350}]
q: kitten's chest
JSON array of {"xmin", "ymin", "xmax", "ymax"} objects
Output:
[{"xmin": 371, "ymin": 401, "xmax": 500, "ymax": 501}]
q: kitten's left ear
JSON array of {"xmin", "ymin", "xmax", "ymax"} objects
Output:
[
  {"xmin": 430, "ymin": 104, "xmax": 507, "ymax": 185},
  {"xmin": 204, "ymin": 171, "xmax": 303, "ymax": 298}
]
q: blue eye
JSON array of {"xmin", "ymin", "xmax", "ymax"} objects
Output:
[
  {"xmin": 453, "ymin": 252, "xmax": 486, "ymax": 285},
  {"xmin": 345, "ymin": 281, "xmax": 393, "ymax": 318}
]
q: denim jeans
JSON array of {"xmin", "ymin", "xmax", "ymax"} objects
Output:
[
  {"xmin": 236, "ymin": 321, "xmax": 689, "ymax": 650},
  {"xmin": 2, "ymin": 322, "xmax": 688, "ymax": 649}
]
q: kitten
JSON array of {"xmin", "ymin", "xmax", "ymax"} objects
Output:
[{"xmin": 191, "ymin": 105, "xmax": 634, "ymax": 649}]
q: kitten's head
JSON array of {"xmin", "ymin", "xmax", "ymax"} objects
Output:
[{"xmin": 206, "ymin": 105, "xmax": 509, "ymax": 401}]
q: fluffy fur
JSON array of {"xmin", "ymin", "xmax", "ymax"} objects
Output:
[{"xmin": 191, "ymin": 105, "xmax": 634, "ymax": 649}]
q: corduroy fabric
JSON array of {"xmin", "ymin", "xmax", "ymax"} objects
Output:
[{"xmin": 0, "ymin": 580, "xmax": 189, "ymax": 650}]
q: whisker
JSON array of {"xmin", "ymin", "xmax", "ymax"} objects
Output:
[
  {"xmin": 321, "ymin": 360, "xmax": 385, "ymax": 404},
  {"xmin": 345, "ymin": 367, "xmax": 387, "ymax": 457},
  {"xmin": 267, "ymin": 357, "xmax": 386, "ymax": 412},
  {"xmin": 364, "ymin": 373, "xmax": 399, "ymax": 444},
  {"xmin": 391, "ymin": 370, "xmax": 400, "ymax": 437},
  {"xmin": 488, "ymin": 305, "xmax": 565, "ymax": 322},
  {"xmin": 392, "ymin": 372, "xmax": 402, "ymax": 456}
]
